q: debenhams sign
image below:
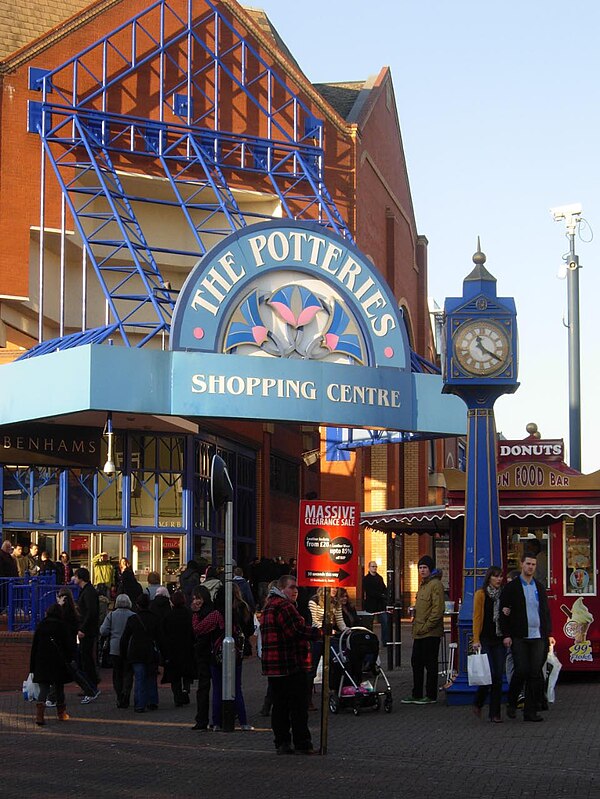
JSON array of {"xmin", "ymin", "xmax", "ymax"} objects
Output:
[
  {"xmin": 0, "ymin": 425, "xmax": 100, "ymax": 467},
  {"xmin": 169, "ymin": 221, "xmax": 414, "ymax": 429}
]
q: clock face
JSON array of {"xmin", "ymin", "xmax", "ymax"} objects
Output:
[{"xmin": 454, "ymin": 320, "xmax": 510, "ymax": 376}]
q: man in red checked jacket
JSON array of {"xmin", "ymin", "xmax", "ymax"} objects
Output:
[{"xmin": 260, "ymin": 574, "xmax": 321, "ymax": 755}]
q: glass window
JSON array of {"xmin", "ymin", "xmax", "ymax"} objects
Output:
[
  {"xmin": 67, "ymin": 469, "xmax": 94, "ymax": 525},
  {"xmin": 270, "ymin": 454, "xmax": 299, "ymax": 497},
  {"xmin": 162, "ymin": 536, "xmax": 182, "ymax": 584},
  {"xmin": 4, "ymin": 467, "xmax": 31, "ymax": 522},
  {"xmin": 3, "ymin": 466, "xmax": 59, "ymax": 524},
  {"xmin": 564, "ymin": 517, "xmax": 596, "ymax": 596},
  {"xmin": 506, "ymin": 527, "xmax": 550, "ymax": 588},
  {"xmin": 130, "ymin": 435, "xmax": 184, "ymax": 529},
  {"xmin": 97, "ymin": 472, "xmax": 122, "ymax": 524},
  {"xmin": 70, "ymin": 533, "xmax": 90, "ymax": 571},
  {"xmin": 132, "ymin": 535, "xmax": 153, "ymax": 577}
]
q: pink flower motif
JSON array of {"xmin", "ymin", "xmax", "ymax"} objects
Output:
[
  {"xmin": 324, "ymin": 332, "xmax": 339, "ymax": 351},
  {"xmin": 269, "ymin": 301, "xmax": 297, "ymax": 327},
  {"xmin": 252, "ymin": 325, "xmax": 268, "ymax": 345}
]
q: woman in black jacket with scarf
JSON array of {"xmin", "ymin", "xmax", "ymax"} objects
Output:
[
  {"xmin": 190, "ymin": 584, "xmax": 213, "ymax": 730},
  {"xmin": 472, "ymin": 566, "xmax": 505, "ymax": 723},
  {"xmin": 30, "ymin": 603, "xmax": 75, "ymax": 725}
]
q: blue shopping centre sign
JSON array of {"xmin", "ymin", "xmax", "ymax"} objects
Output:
[{"xmin": 0, "ymin": 221, "xmax": 465, "ymax": 435}]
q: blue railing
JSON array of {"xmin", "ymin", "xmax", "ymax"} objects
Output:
[{"xmin": 1, "ymin": 575, "xmax": 80, "ymax": 631}]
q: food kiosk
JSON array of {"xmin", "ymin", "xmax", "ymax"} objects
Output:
[{"xmin": 361, "ymin": 432, "xmax": 600, "ymax": 672}]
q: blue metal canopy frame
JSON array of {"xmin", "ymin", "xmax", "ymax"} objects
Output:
[{"xmin": 24, "ymin": 0, "xmax": 351, "ymax": 356}]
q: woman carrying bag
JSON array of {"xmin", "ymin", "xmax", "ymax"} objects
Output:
[
  {"xmin": 30, "ymin": 603, "xmax": 75, "ymax": 725},
  {"xmin": 472, "ymin": 565, "xmax": 505, "ymax": 723}
]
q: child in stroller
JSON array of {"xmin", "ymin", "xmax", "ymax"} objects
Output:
[{"xmin": 329, "ymin": 626, "xmax": 392, "ymax": 715}]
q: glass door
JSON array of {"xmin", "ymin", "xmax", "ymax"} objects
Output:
[
  {"xmin": 161, "ymin": 535, "xmax": 183, "ymax": 592},
  {"xmin": 132, "ymin": 534, "xmax": 154, "ymax": 587}
]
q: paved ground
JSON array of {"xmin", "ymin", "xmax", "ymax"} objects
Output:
[{"xmin": 3, "ymin": 630, "xmax": 600, "ymax": 798}]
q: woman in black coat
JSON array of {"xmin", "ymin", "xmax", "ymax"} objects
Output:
[
  {"xmin": 161, "ymin": 590, "xmax": 196, "ymax": 706},
  {"xmin": 30, "ymin": 603, "xmax": 75, "ymax": 725},
  {"xmin": 120, "ymin": 594, "xmax": 163, "ymax": 713},
  {"xmin": 190, "ymin": 585, "xmax": 213, "ymax": 730},
  {"xmin": 118, "ymin": 566, "xmax": 143, "ymax": 604}
]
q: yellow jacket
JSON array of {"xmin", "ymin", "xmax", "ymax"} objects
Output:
[
  {"xmin": 412, "ymin": 572, "xmax": 445, "ymax": 639},
  {"xmin": 472, "ymin": 588, "xmax": 485, "ymax": 645}
]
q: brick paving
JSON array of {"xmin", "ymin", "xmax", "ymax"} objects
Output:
[{"xmin": 2, "ymin": 633, "xmax": 600, "ymax": 799}]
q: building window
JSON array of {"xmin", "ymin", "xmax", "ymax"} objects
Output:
[
  {"xmin": 3, "ymin": 466, "xmax": 59, "ymax": 524},
  {"xmin": 270, "ymin": 454, "xmax": 299, "ymax": 497},
  {"xmin": 130, "ymin": 434, "xmax": 184, "ymax": 528}
]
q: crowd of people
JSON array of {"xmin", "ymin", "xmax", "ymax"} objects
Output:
[
  {"xmin": 400, "ymin": 549, "xmax": 553, "ymax": 724},
  {"xmin": 11, "ymin": 545, "xmax": 391, "ymax": 753}
]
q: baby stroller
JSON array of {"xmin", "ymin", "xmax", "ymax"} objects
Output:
[{"xmin": 328, "ymin": 626, "xmax": 393, "ymax": 715}]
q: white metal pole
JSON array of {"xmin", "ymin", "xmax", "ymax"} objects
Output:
[{"xmin": 221, "ymin": 499, "xmax": 235, "ymax": 731}]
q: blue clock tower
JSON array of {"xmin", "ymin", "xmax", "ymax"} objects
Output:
[{"xmin": 443, "ymin": 242, "xmax": 519, "ymax": 703}]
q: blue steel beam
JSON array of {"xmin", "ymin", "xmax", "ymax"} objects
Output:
[{"xmin": 28, "ymin": 0, "xmax": 354, "ymax": 355}]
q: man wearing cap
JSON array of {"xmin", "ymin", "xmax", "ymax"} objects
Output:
[{"xmin": 402, "ymin": 554, "xmax": 445, "ymax": 705}]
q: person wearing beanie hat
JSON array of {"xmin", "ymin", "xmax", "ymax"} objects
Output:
[
  {"xmin": 417, "ymin": 555, "xmax": 435, "ymax": 572},
  {"xmin": 401, "ymin": 553, "xmax": 444, "ymax": 705}
]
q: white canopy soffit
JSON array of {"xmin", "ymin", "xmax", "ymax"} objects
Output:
[{"xmin": 361, "ymin": 504, "xmax": 600, "ymax": 533}]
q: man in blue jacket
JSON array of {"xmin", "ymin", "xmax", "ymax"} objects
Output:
[{"xmin": 500, "ymin": 551, "xmax": 554, "ymax": 722}]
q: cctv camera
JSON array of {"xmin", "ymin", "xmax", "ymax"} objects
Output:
[
  {"xmin": 550, "ymin": 202, "xmax": 582, "ymax": 222},
  {"xmin": 103, "ymin": 458, "xmax": 116, "ymax": 475}
]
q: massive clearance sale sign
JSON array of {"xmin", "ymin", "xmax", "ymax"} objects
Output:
[{"xmin": 297, "ymin": 500, "xmax": 359, "ymax": 588}]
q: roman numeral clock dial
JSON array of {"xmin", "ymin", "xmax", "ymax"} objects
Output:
[{"xmin": 453, "ymin": 320, "xmax": 510, "ymax": 376}]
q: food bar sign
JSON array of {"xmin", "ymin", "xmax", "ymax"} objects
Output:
[{"xmin": 297, "ymin": 500, "xmax": 359, "ymax": 588}]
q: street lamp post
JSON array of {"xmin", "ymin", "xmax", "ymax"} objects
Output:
[
  {"xmin": 551, "ymin": 203, "xmax": 583, "ymax": 471},
  {"xmin": 210, "ymin": 454, "xmax": 235, "ymax": 731}
]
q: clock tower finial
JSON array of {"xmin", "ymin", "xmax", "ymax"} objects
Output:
[{"xmin": 473, "ymin": 237, "xmax": 486, "ymax": 266}]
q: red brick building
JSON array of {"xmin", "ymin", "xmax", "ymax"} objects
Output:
[{"xmin": 0, "ymin": 1, "xmax": 447, "ymax": 597}]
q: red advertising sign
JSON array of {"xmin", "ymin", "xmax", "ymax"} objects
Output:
[{"xmin": 297, "ymin": 500, "xmax": 360, "ymax": 588}]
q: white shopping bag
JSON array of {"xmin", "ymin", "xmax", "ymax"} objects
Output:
[
  {"xmin": 314, "ymin": 656, "xmax": 323, "ymax": 685},
  {"xmin": 467, "ymin": 652, "xmax": 491, "ymax": 686},
  {"xmin": 545, "ymin": 644, "xmax": 562, "ymax": 703},
  {"xmin": 23, "ymin": 673, "xmax": 40, "ymax": 702}
]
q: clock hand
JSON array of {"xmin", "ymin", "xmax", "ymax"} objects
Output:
[{"xmin": 475, "ymin": 336, "xmax": 501, "ymax": 360}]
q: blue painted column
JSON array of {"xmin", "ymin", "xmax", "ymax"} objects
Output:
[
  {"xmin": 443, "ymin": 244, "xmax": 518, "ymax": 704},
  {"xmin": 447, "ymin": 395, "xmax": 503, "ymax": 703}
]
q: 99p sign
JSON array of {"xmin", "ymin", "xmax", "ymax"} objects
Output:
[{"xmin": 297, "ymin": 500, "xmax": 359, "ymax": 587}]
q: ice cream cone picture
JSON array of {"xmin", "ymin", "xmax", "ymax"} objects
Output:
[{"xmin": 561, "ymin": 598, "xmax": 594, "ymax": 663}]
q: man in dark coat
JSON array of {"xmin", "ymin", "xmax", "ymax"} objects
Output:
[
  {"xmin": 362, "ymin": 561, "xmax": 389, "ymax": 645},
  {"xmin": 75, "ymin": 567, "xmax": 100, "ymax": 703},
  {"xmin": 500, "ymin": 551, "xmax": 554, "ymax": 722},
  {"xmin": 0, "ymin": 541, "xmax": 17, "ymax": 576}
]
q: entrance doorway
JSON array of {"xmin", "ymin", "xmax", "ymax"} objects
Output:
[{"xmin": 68, "ymin": 532, "xmax": 123, "ymax": 587}]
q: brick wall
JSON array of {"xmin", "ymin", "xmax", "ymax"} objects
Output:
[{"xmin": 0, "ymin": 632, "xmax": 33, "ymax": 692}]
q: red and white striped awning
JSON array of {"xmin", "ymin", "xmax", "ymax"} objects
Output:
[{"xmin": 361, "ymin": 504, "xmax": 600, "ymax": 532}]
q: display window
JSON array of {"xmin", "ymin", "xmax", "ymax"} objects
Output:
[
  {"xmin": 162, "ymin": 536, "xmax": 181, "ymax": 582},
  {"xmin": 70, "ymin": 533, "xmax": 90, "ymax": 571},
  {"xmin": 506, "ymin": 526, "xmax": 550, "ymax": 588},
  {"xmin": 564, "ymin": 517, "xmax": 596, "ymax": 596}
]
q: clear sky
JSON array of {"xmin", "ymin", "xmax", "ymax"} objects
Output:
[{"xmin": 250, "ymin": 0, "xmax": 600, "ymax": 473}]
